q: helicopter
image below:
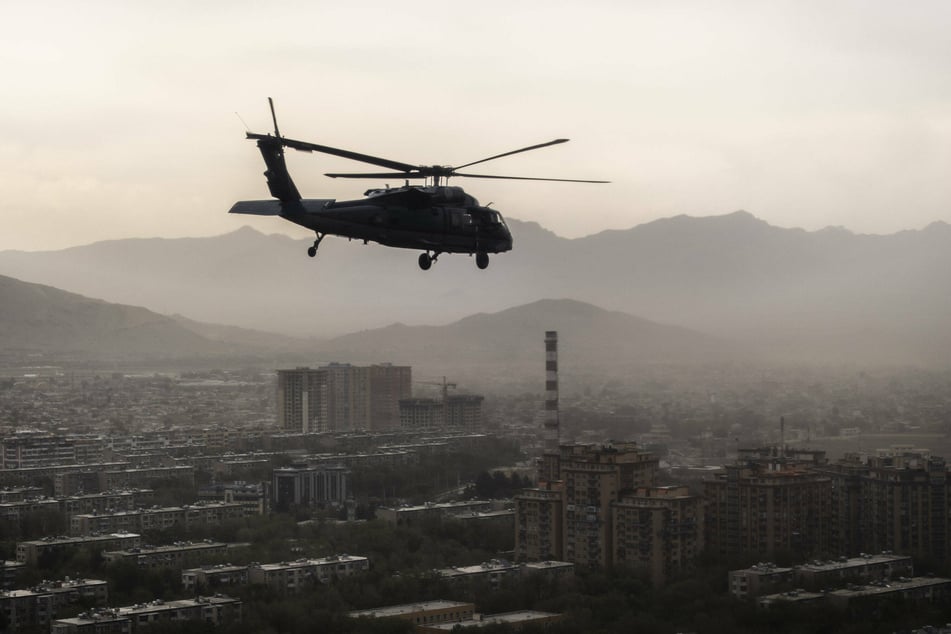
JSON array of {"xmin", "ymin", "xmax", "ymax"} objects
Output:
[{"xmin": 230, "ymin": 99, "xmax": 608, "ymax": 270}]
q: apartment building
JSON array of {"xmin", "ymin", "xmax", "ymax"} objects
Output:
[
  {"xmin": 17, "ymin": 533, "xmax": 142, "ymax": 565},
  {"xmin": 247, "ymin": 555, "xmax": 369, "ymax": 593},
  {"xmin": 704, "ymin": 459, "xmax": 833, "ymax": 560},
  {"xmin": 181, "ymin": 564, "xmax": 249, "ymax": 593},
  {"xmin": 348, "ymin": 600, "xmax": 475, "ymax": 629},
  {"xmin": 277, "ymin": 364, "xmax": 411, "ymax": 433},
  {"xmin": 103, "ymin": 541, "xmax": 237, "ymax": 569},
  {"xmin": 612, "ymin": 486, "xmax": 704, "ymax": 586},
  {"xmin": 70, "ymin": 502, "xmax": 245, "ymax": 536},
  {"xmin": 814, "ymin": 450, "xmax": 951, "ymax": 562},
  {"xmin": 515, "ymin": 443, "xmax": 665, "ymax": 571},
  {"xmin": 514, "ymin": 487, "xmax": 564, "ymax": 561},
  {"xmin": 272, "ymin": 465, "xmax": 350, "ymax": 511},
  {"xmin": 51, "ymin": 596, "xmax": 242, "ymax": 633}
]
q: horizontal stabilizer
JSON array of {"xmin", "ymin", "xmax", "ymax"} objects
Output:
[{"xmin": 229, "ymin": 200, "xmax": 284, "ymax": 216}]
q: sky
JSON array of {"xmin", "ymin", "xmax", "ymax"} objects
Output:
[{"xmin": 2, "ymin": 0, "xmax": 950, "ymax": 251}]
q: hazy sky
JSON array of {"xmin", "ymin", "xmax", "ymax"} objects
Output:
[{"xmin": 2, "ymin": 1, "xmax": 950, "ymax": 251}]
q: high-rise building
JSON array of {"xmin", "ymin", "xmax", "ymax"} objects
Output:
[
  {"xmin": 815, "ymin": 450, "xmax": 951, "ymax": 562},
  {"xmin": 613, "ymin": 486, "xmax": 704, "ymax": 586},
  {"xmin": 370, "ymin": 364, "xmax": 412, "ymax": 429},
  {"xmin": 515, "ymin": 486, "xmax": 564, "ymax": 562},
  {"xmin": 277, "ymin": 367, "xmax": 326, "ymax": 433},
  {"xmin": 515, "ymin": 443, "xmax": 663, "ymax": 571},
  {"xmin": 277, "ymin": 364, "xmax": 411, "ymax": 432},
  {"xmin": 704, "ymin": 458, "xmax": 833, "ymax": 560}
]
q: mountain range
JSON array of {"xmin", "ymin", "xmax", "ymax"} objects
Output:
[
  {"xmin": 0, "ymin": 275, "xmax": 734, "ymax": 377},
  {"xmin": 1, "ymin": 211, "xmax": 949, "ymax": 366}
]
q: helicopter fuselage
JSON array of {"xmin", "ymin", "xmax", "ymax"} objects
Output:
[{"xmin": 232, "ymin": 185, "xmax": 513, "ymax": 255}]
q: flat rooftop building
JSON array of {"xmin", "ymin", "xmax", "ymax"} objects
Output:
[
  {"xmin": 418, "ymin": 610, "xmax": 563, "ymax": 632},
  {"xmin": 349, "ymin": 600, "xmax": 474, "ymax": 628},
  {"xmin": 248, "ymin": 555, "xmax": 369, "ymax": 593},
  {"xmin": 52, "ymin": 595, "xmax": 242, "ymax": 633},
  {"xmin": 17, "ymin": 533, "xmax": 142, "ymax": 565}
]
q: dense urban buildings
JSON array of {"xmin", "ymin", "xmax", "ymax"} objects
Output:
[{"xmin": 515, "ymin": 442, "xmax": 704, "ymax": 583}]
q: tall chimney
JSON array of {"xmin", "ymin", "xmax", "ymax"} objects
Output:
[{"xmin": 544, "ymin": 331, "xmax": 560, "ymax": 452}]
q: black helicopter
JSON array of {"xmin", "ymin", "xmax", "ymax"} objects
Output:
[{"xmin": 230, "ymin": 99, "xmax": 607, "ymax": 270}]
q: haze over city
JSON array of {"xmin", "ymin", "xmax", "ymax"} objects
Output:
[
  {"xmin": 4, "ymin": 3, "xmax": 951, "ymax": 633},
  {"xmin": 3, "ymin": 1, "xmax": 951, "ymax": 251}
]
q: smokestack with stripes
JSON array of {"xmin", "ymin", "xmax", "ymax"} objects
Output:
[{"xmin": 544, "ymin": 331, "xmax": 560, "ymax": 452}]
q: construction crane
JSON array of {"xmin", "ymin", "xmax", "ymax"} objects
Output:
[
  {"xmin": 416, "ymin": 376, "xmax": 457, "ymax": 402},
  {"xmin": 414, "ymin": 377, "xmax": 457, "ymax": 430}
]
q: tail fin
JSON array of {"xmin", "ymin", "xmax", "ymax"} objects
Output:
[
  {"xmin": 257, "ymin": 137, "xmax": 302, "ymax": 203},
  {"xmin": 254, "ymin": 98, "xmax": 301, "ymax": 203}
]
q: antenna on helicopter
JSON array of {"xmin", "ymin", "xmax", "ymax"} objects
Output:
[
  {"xmin": 268, "ymin": 97, "xmax": 281, "ymax": 138},
  {"xmin": 234, "ymin": 112, "xmax": 250, "ymax": 133}
]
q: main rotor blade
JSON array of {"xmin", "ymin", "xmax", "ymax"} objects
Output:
[
  {"xmin": 246, "ymin": 133, "xmax": 417, "ymax": 172},
  {"xmin": 454, "ymin": 172, "xmax": 610, "ymax": 183},
  {"xmin": 454, "ymin": 139, "xmax": 570, "ymax": 170},
  {"xmin": 324, "ymin": 172, "xmax": 426, "ymax": 179}
]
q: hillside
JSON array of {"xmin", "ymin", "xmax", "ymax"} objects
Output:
[
  {"xmin": 0, "ymin": 275, "xmax": 318, "ymax": 365},
  {"xmin": 1, "ymin": 274, "xmax": 733, "ymax": 377},
  {"xmin": 316, "ymin": 298, "xmax": 745, "ymax": 374}
]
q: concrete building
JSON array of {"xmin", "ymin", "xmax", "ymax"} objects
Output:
[
  {"xmin": 248, "ymin": 555, "xmax": 369, "ymax": 593},
  {"xmin": 400, "ymin": 396, "xmax": 485, "ymax": 432},
  {"xmin": 729, "ymin": 563, "xmax": 797, "ymax": 599},
  {"xmin": 0, "ymin": 561, "xmax": 24, "ymax": 589},
  {"xmin": 812, "ymin": 450, "xmax": 951, "ymax": 562},
  {"xmin": 612, "ymin": 486, "xmax": 704, "ymax": 586},
  {"xmin": 17, "ymin": 533, "xmax": 142, "ymax": 565},
  {"xmin": 795, "ymin": 553, "xmax": 914, "ymax": 591},
  {"xmin": 704, "ymin": 459, "xmax": 833, "ymax": 560},
  {"xmin": 377, "ymin": 500, "xmax": 494, "ymax": 526},
  {"xmin": 99, "ymin": 465, "xmax": 195, "ymax": 490},
  {"xmin": 418, "ymin": 611, "xmax": 563, "ymax": 633},
  {"xmin": 197, "ymin": 481, "xmax": 269, "ymax": 516},
  {"xmin": 70, "ymin": 502, "xmax": 246, "ymax": 536},
  {"xmin": 102, "ymin": 541, "xmax": 239, "ymax": 569},
  {"xmin": 272, "ymin": 464, "xmax": 350, "ymax": 511},
  {"xmin": 434, "ymin": 559, "xmax": 573, "ymax": 590},
  {"xmin": 514, "ymin": 487, "xmax": 564, "ymax": 562},
  {"xmin": 515, "ymin": 443, "xmax": 660, "ymax": 570},
  {"xmin": 399, "ymin": 399, "xmax": 444, "ymax": 432},
  {"xmin": 1, "ymin": 431, "xmax": 77, "ymax": 469},
  {"xmin": 435, "ymin": 559, "xmax": 519, "ymax": 589},
  {"xmin": 52, "ymin": 596, "xmax": 242, "ymax": 633},
  {"xmin": 0, "ymin": 589, "xmax": 54, "ymax": 631},
  {"xmin": 730, "ymin": 553, "xmax": 916, "ymax": 598},
  {"xmin": 181, "ymin": 564, "xmax": 249, "ymax": 593},
  {"xmin": 348, "ymin": 600, "xmax": 475, "ymax": 629},
  {"xmin": 277, "ymin": 364, "xmax": 411, "ymax": 433}
]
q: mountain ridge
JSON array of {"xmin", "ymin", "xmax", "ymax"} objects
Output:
[
  {"xmin": 0, "ymin": 274, "xmax": 736, "ymax": 375},
  {"xmin": 1, "ymin": 211, "xmax": 949, "ymax": 365}
]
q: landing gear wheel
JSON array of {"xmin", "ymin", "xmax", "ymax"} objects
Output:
[
  {"xmin": 476, "ymin": 252, "xmax": 489, "ymax": 269},
  {"xmin": 418, "ymin": 252, "xmax": 432, "ymax": 270},
  {"xmin": 307, "ymin": 233, "xmax": 325, "ymax": 258}
]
